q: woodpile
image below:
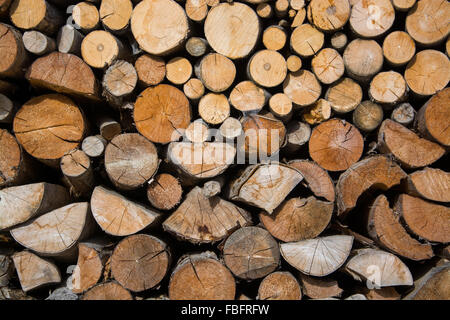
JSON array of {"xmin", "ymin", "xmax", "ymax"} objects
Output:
[{"xmin": 0, "ymin": 0, "xmax": 449, "ymax": 301}]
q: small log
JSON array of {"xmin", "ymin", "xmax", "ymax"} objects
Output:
[
  {"xmin": 349, "ymin": 0, "xmax": 395, "ymax": 38},
  {"xmin": 330, "ymin": 32, "xmax": 347, "ymax": 52},
  {"xmin": 81, "ymin": 30, "xmax": 128, "ymax": 69},
  {"xmin": 90, "ymin": 186, "xmax": 161, "ymax": 236},
  {"xmin": 183, "ymin": 78, "xmax": 205, "ymax": 101},
  {"xmin": 60, "ymin": 149, "xmax": 94, "ymax": 198},
  {"xmin": 416, "ymin": 87, "xmax": 450, "ymax": 146},
  {"xmin": 352, "ymin": 100, "xmax": 384, "ymax": 132},
  {"xmin": 111, "ymin": 234, "xmax": 170, "ymax": 292},
  {"xmin": 97, "ymin": 117, "xmax": 121, "ymax": 141},
  {"xmin": 291, "ymin": 8, "xmax": 306, "ymax": 28},
  {"xmin": 403, "ymin": 168, "xmax": 450, "ymax": 203},
  {"xmin": 202, "ymin": 178, "xmax": 225, "ymax": 198},
  {"xmin": 184, "ymin": 120, "xmax": 209, "ymax": 143},
  {"xmin": 366, "ymin": 195, "xmax": 433, "ymax": 261},
  {"xmin": 290, "ymin": 23, "xmax": 324, "ymax": 57},
  {"xmin": 377, "ymin": 119, "xmax": 445, "ymax": 168},
  {"xmin": 169, "ymin": 252, "xmax": 236, "ymax": 300},
  {"xmin": 299, "ymin": 275, "xmax": 343, "ymax": 299},
  {"xmin": 102, "ymin": 60, "xmax": 137, "ymax": 106},
  {"xmin": 204, "ymin": 2, "xmax": 260, "ymax": 59},
  {"xmin": 275, "ymin": 0, "xmax": 289, "ymax": 17},
  {"xmin": 10, "ymin": 203, "xmax": 94, "ymax": 261},
  {"xmin": 269, "ymin": 93, "xmax": 292, "ymax": 122},
  {"xmin": 283, "ymin": 70, "xmax": 321, "ymax": 107},
  {"xmin": 185, "ymin": 0, "xmax": 208, "ymax": 23},
  {"xmin": 163, "ymin": 186, "xmax": 251, "ymax": 243},
  {"xmin": 369, "ymin": 71, "xmax": 406, "ymax": 105},
  {"xmin": 134, "ymin": 84, "xmax": 191, "ymax": 144},
  {"xmin": 72, "ymin": 2, "xmax": 100, "ymax": 32},
  {"xmin": 131, "ymin": 0, "xmax": 189, "ymax": 55},
  {"xmin": 262, "ymin": 25, "xmax": 287, "ymax": 51},
  {"xmin": 229, "ymin": 81, "xmax": 268, "ymax": 113},
  {"xmin": 82, "ymin": 135, "xmax": 107, "ymax": 158},
  {"xmin": 392, "ymin": 0, "xmax": 416, "ymax": 11},
  {"xmin": 391, "ymin": 102, "xmax": 415, "ymax": 127},
  {"xmin": 166, "ymin": 57, "xmax": 192, "ymax": 85},
  {"xmin": 13, "ymin": 94, "xmax": 86, "ymax": 166},
  {"xmin": 223, "ymin": 227, "xmax": 280, "ymax": 280},
  {"xmin": 185, "ymin": 37, "xmax": 208, "ymax": 57},
  {"xmin": 258, "ymin": 271, "xmax": 302, "ymax": 300},
  {"xmin": 256, "ymin": 3, "xmax": 273, "ymax": 19},
  {"xmin": 286, "ymin": 55, "xmax": 302, "ymax": 72},
  {"xmin": 147, "ymin": 173, "xmax": 183, "ymax": 210},
  {"xmin": 195, "ymin": 53, "xmax": 236, "ymax": 92},
  {"xmin": 344, "ymin": 248, "xmax": 413, "ymax": 287},
  {"xmin": 302, "ymin": 98, "xmax": 331, "ymax": 125},
  {"xmin": 82, "ymin": 281, "xmax": 133, "ymax": 300},
  {"xmin": 198, "ymin": 93, "xmax": 230, "ymax": 125},
  {"xmin": 57, "ymin": 24, "xmax": 84, "ymax": 55},
  {"xmin": 307, "ymin": 0, "xmax": 350, "ymax": 32},
  {"xmin": 336, "ymin": 155, "xmax": 406, "ymax": 217},
  {"xmin": 247, "ymin": 49, "xmax": 287, "ymax": 88},
  {"xmin": 260, "ymin": 196, "xmax": 333, "ymax": 242},
  {"xmin": 382, "ymin": 31, "xmax": 415, "ymax": 66},
  {"xmin": 343, "ymin": 39, "xmax": 383, "ymax": 82},
  {"xmin": 404, "ymin": 50, "xmax": 450, "ymax": 97},
  {"xmin": 325, "ymin": 77, "xmax": 362, "ymax": 114},
  {"xmin": 403, "ymin": 263, "xmax": 450, "ymax": 300},
  {"xmin": 12, "ymin": 251, "xmax": 61, "ymax": 292},
  {"xmin": 99, "ymin": 0, "xmax": 133, "ymax": 34},
  {"xmin": 284, "ymin": 121, "xmax": 311, "ymax": 152},
  {"xmin": 135, "ymin": 54, "xmax": 166, "ymax": 87},
  {"xmin": 311, "ymin": 48, "xmax": 344, "ymax": 84},
  {"xmin": 229, "ymin": 163, "xmax": 303, "ymax": 214},
  {"xmin": 0, "ymin": 182, "xmax": 70, "ymax": 230},
  {"xmin": 22, "ymin": 30, "xmax": 55, "ymax": 55},
  {"xmin": 395, "ymin": 194, "xmax": 450, "ymax": 243},
  {"xmin": 280, "ymin": 235, "xmax": 353, "ymax": 277},
  {"xmin": 0, "ymin": 23, "xmax": 27, "ymax": 78}
]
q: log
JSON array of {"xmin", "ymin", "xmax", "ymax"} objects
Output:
[
  {"xmin": 325, "ymin": 77, "xmax": 362, "ymax": 114},
  {"xmin": 0, "ymin": 23, "xmax": 27, "ymax": 78},
  {"xmin": 247, "ymin": 49, "xmax": 287, "ymax": 88},
  {"xmin": 185, "ymin": 0, "xmax": 208, "ymax": 23},
  {"xmin": 22, "ymin": 30, "xmax": 56, "ymax": 55},
  {"xmin": 302, "ymin": 98, "xmax": 331, "ymax": 125},
  {"xmin": 307, "ymin": 0, "xmax": 350, "ymax": 32},
  {"xmin": 134, "ymin": 84, "xmax": 191, "ymax": 144},
  {"xmin": 90, "ymin": 186, "xmax": 161, "ymax": 236},
  {"xmin": 344, "ymin": 248, "xmax": 413, "ymax": 287},
  {"xmin": 10, "ymin": 202, "xmax": 94, "ymax": 261},
  {"xmin": 369, "ymin": 71, "xmax": 406, "ymax": 105},
  {"xmin": 82, "ymin": 281, "xmax": 133, "ymax": 300},
  {"xmin": 0, "ymin": 94, "xmax": 15, "ymax": 123},
  {"xmin": 258, "ymin": 271, "xmax": 302, "ymax": 300},
  {"xmin": 204, "ymin": 2, "xmax": 260, "ymax": 59},
  {"xmin": 269, "ymin": 93, "xmax": 292, "ymax": 122},
  {"xmin": 60, "ymin": 149, "xmax": 94, "ymax": 198},
  {"xmin": 311, "ymin": 48, "xmax": 344, "ymax": 84},
  {"xmin": 12, "ymin": 251, "xmax": 61, "ymax": 292},
  {"xmin": 183, "ymin": 78, "xmax": 205, "ymax": 101},
  {"xmin": 395, "ymin": 194, "xmax": 450, "ymax": 243},
  {"xmin": 256, "ymin": 3, "xmax": 273, "ymax": 19},
  {"xmin": 286, "ymin": 55, "xmax": 302, "ymax": 72},
  {"xmin": 26, "ymin": 52, "xmax": 99, "ymax": 100},
  {"xmin": 184, "ymin": 120, "xmax": 209, "ymax": 143},
  {"xmin": 147, "ymin": 173, "xmax": 183, "ymax": 210},
  {"xmin": 0, "ymin": 253, "xmax": 13, "ymax": 287},
  {"xmin": 336, "ymin": 155, "xmax": 406, "ymax": 217},
  {"xmin": 168, "ymin": 252, "xmax": 236, "ymax": 300},
  {"xmin": 280, "ymin": 235, "xmax": 354, "ymax": 277},
  {"xmin": 163, "ymin": 186, "xmax": 251, "ymax": 243},
  {"xmin": 330, "ymin": 32, "xmax": 347, "ymax": 52},
  {"xmin": 262, "ymin": 25, "xmax": 286, "ymax": 51},
  {"xmin": 134, "ymin": 54, "xmax": 166, "ymax": 87},
  {"xmin": 56, "ymin": 24, "xmax": 84, "ymax": 55},
  {"xmin": 185, "ymin": 37, "xmax": 208, "ymax": 57},
  {"xmin": 390, "ymin": 102, "xmax": 415, "ymax": 127},
  {"xmin": 284, "ymin": 121, "xmax": 311, "ymax": 152},
  {"xmin": 290, "ymin": 23, "xmax": 324, "ymax": 57},
  {"xmin": 260, "ymin": 196, "xmax": 333, "ymax": 242},
  {"xmin": 81, "ymin": 135, "xmax": 107, "ymax": 158},
  {"xmin": 416, "ymin": 87, "xmax": 450, "ymax": 146},
  {"xmin": 403, "ymin": 168, "xmax": 450, "ymax": 203},
  {"xmin": 275, "ymin": 0, "xmax": 289, "ymax": 17},
  {"xmin": 0, "ymin": 182, "xmax": 70, "ymax": 230},
  {"xmin": 366, "ymin": 195, "xmax": 433, "ymax": 261},
  {"xmin": 72, "ymin": 2, "xmax": 99, "ymax": 32},
  {"xmin": 131, "ymin": 0, "xmax": 189, "ymax": 56},
  {"xmin": 166, "ymin": 57, "xmax": 192, "ymax": 85},
  {"xmin": 283, "ymin": 70, "xmax": 321, "ymax": 107},
  {"xmin": 198, "ymin": 93, "xmax": 230, "ymax": 125},
  {"xmin": 299, "ymin": 275, "xmax": 343, "ymax": 299},
  {"xmin": 102, "ymin": 60, "xmax": 137, "ymax": 106},
  {"xmin": 404, "ymin": 263, "xmax": 450, "ymax": 300},
  {"xmin": 291, "ymin": 8, "xmax": 306, "ymax": 28},
  {"xmin": 228, "ymin": 163, "xmax": 303, "ymax": 214},
  {"xmin": 229, "ymin": 81, "xmax": 267, "ymax": 113},
  {"xmin": 223, "ymin": 227, "xmax": 280, "ymax": 280},
  {"xmin": 377, "ymin": 119, "xmax": 445, "ymax": 168},
  {"xmin": 404, "ymin": 50, "xmax": 450, "ymax": 97},
  {"xmin": 405, "ymin": 0, "xmax": 450, "ymax": 46},
  {"xmin": 349, "ymin": 0, "xmax": 395, "ymax": 38},
  {"xmin": 201, "ymin": 178, "xmax": 224, "ymax": 198},
  {"xmin": 382, "ymin": 31, "xmax": 415, "ymax": 66},
  {"xmin": 195, "ymin": 53, "xmax": 236, "ymax": 92},
  {"xmin": 352, "ymin": 100, "xmax": 384, "ymax": 132},
  {"xmin": 97, "ymin": 117, "xmax": 121, "ymax": 141},
  {"xmin": 99, "ymin": 0, "xmax": 133, "ymax": 34},
  {"xmin": 343, "ymin": 39, "xmax": 383, "ymax": 82},
  {"xmin": 81, "ymin": 30, "xmax": 128, "ymax": 69},
  {"xmin": 392, "ymin": 0, "xmax": 416, "ymax": 11},
  {"xmin": 219, "ymin": 117, "xmax": 243, "ymax": 140},
  {"xmin": 111, "ymin": 234, "xmax": 170, "ymax": 292}
]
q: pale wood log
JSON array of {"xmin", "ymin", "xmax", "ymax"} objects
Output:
[
  {"xmin": 369, "ymin": 71, "xmax": 407, "ymax": 105},
  {"xmin": 185, "ymin": 37, "xmax": 208, "ymax": 57},
  {"xmin": 343, "ymin": 39, "xmax": 383, "ymax": 82},
  {"xmin": 330, "ymin": 32, "xmax": 347, "ymax": 51},
  {"xmin": 391, "ymin": 102, "xmax": 415, "ymax": 127},
  {"xmin": 82, "ymin": 281, "xmax": 133, "ymax": 300},
  {"xmin": 57, "ymin": 24, "xmax": 84, "ymax": 55},
  {"xmin": 349, "ymin": 0, "xmax": 395, "ymax": 38},
  {"xmin": 403, "ymin": 168, "xmax": 450, "ymax": 203},
  {"xmin": 102, "ymin": 60, "xmax": 137, "ymax": 106},
  {"xmin": 166, "ymin": 57, "xmax": 192, "ymax": 85},
  {"xmin": 284, "ymin": 121, "xmax": 311, "ymax": 152},
  {"xmin": 195, "ymin": 53, "xmax": 236, "ymax": 92},
  {"xmin": 229, "ymin": 81, "xmax": 268, "ymax": 113},
  {"xmin": 258, "ymin": 271, "xmax": 302, "ymax": 300},
  {"xmin": 99, "ymin": 0, "xmax": 133, "ymax": 34},
  {"xmin": 291, "ymin": 8, "xmax": 306, "ymax": 28},
  {"xmin": 283, "ymin": 70, "xmax": 321, "ymax": 107},
  {"xmin": 290, "ymin": 23, "xmax": 324, "ymax": 57},
  {"xmin": 302, "ymin": 98, "xmax": 331, "ymax": 125},
  {"xmin": 325, "ymin": 77, "xmax": 362, "ymax": 114},
  {"xmin": 404, "ymin": 263, "xmax": 450, "ymax": 300},
  {"xmin": 263, "ymin": 25, "xmax": 286, "ymax": 51},
  {"xmin": 184, "ymin": 120, "xmax": 209, "ymax": 143},
  {"xmin": 256, "ymin": 3, "xmax": 273, "ymax": 19},
  {"xmin": 22, "ymin": 30, "xmax": 55, "ymax": 55},
  {"xmin": 275, "ymin": 0, "xmax": 289, "ymax": 17},
  {"xmin": 311, "ymin": 48, "xmax": 344, "ymax": 84},
  {"xmin": 219, "ymin": 117, "xmax": 243, "ymax": 140},
  {"xmin": 299, "ymin": 274, "xmax": 343, "ymax": 299},
  {"xmin": 352, "ymin": 100, "xmax": 384, "ymax": 132},
  {"xmin": 198, "ymin": 93, "xmax": 230, "ymax": 125},
  {"xmin": 185, "ymin": 0, "xmax": 208, "ymax": 22},
  {"xmin": 183, "ymin": 78, "xmax": 204, "ymax": 101},
  {"xmin": 382, "ymin": 31, "xmax": 415, "ymax": 66},
  {"xmin": 72, "ymin": 2, "xmax": 100, "ymax": 32},
  {"xmin": 135, "ymin": 54, "xmax": 165, "ymax": 87},
  {"xmin": 82, "ymin": 135, "xmax": 107, "ymax": 158},
  {"xmin": 201, "ymin": 177, "xmax": 225, "ymax": 198},
  {"xmin": 0, "ymin": 23, "xmax": 28, "ymax": 78},
  {"xmin": 60, "ymin": 149, "xmax": 94, "ymax": 198},
  {"xmin": 392, "ymin": 0, "xmax": 415, "ymax": 11},
  {"xmin": 269, "ymin": 93, "xmax": 292, "ymax": 122},
  {"xmin": 307, "ymin": 0, "xmax": 350, "ymax": 32},
  {"xmin": 147, "ymin": 173, "xmax": 183, "ymax": 210},
  {"xmin": 10, "ymin": 0, "xmax": 63, "ymax": 35},
  {"xmin": 247, "ymin": 49, "xmax": 287, "ymax": 88},
  {"xmin": 286, "ymin": 55, "xmax": 302, "ymax": 72}
]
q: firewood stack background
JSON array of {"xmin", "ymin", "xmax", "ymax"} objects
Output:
[{"xmin": 0, "ymin": 0, "xmax": 449, "ymax": 301}]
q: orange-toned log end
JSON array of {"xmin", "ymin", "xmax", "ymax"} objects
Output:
[
  {"xmin": 377, "ymin": 119, "xmax": 445, "ymax": 169},
  {"xmin": 0, "ymin": 23, "xmax": 27, "ymax": 79},
  {"xmin": 336, "ymin": 155, "xmax": 407, "ymax": 217},
  {"xmin": 367, "ymin": 195, "xmax": 433, "ymax": 261},
  {"xmin": 134, "ymin": 84, "xmax": 191, "ymax": 144},
  {"xmin": 147, "ymin": 173, "xmax": 183, "ymax": 211},
  {"xmin": 169, "ymin": 252, "xmax": 236, "ymax": 300},
  {"xmin": 309, "ymin": 118, "xmax": 364, "ymax": 172},
  {"xmin": 111, "ymin": 234, "xmax": 170, "ymax": 293},
  {"xmin": 0, "ymin": 129, "xmax": 24, "ymax": 187},
  {"xmin": 260, "ymin": 196, "xmax": 333, "ymax": 242},
  {"xmin": 404, "ymin": 168, "xmax": 450, "ymax": 203},
  {"xmin": 404, "ymin": 264, "xmax": 450, "ymax": 300},
  {"xmin": 71, "ymin": 243, "xmax": 104, "ymax": 294},
  {"xmin": 258, "ymin": 271, "xmax": 302, "ymax": 300},
  {"xmin": 299, "ymin": 274, "xmax": 343, "ymax": 299},
  {"xmin": 135, "ymin": 54, "xmax": 166, "ymax": 87},
  {"xmin": 395, "ymin": 194, "xmax": 450, "ymax": 243},
  {"xmin": 82, "ymin": 281, "xmax": 133, "ymax": 300}
]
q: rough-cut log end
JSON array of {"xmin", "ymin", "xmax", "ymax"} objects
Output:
[
  {"xmin": 147, "ymin": 173, "xmax": 183, "ymax": 211},
  {"xmin": 258, "ymin": 271, "xmax": 302, "ymax": 300}
]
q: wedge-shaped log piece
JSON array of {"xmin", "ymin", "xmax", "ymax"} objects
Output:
[
  {"xmin": 82, "ymin": 281, "xmax": 133, "ymax": 300},
  {"xmin": 404, "ymin": 168, "xmax": 450, "ymax": 203},
  {"xmin": 404, "ymin": 263, "xmax": 450, "ymax": 300},
  {"xmin": 299, "ymin": 274, "xmax": 343, "ymax": 299},
  {"xmin": 280, "ymin": 235, "xmax": 353, "ymax": 277},
  {"xmin": 90, "ymin": 186, "xmax": 160, "ymax": 237},
  {"xmin": 229, "ymin": 163, "xmax": 303, "ymax": 214}
]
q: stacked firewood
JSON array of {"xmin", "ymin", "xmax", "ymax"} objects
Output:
[{"xmin": 0, "ymin": 0, "xmax": 449, "ymax": 301}]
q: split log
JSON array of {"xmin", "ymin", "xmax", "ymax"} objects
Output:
[
  {"xmin": 131, "ymin": 0, "xmax": 189, "ymax": 55},
  {"xmin": 163, "ymin": 186, "xmax": 251, "ymax": 243},
  {"xmin": 344, "ymin": 248, "xmax": 413, "ymax": 287},
  {"xmin": 290, "ymin": 23, "xmax": 324, "ymax": 57},
  {"xmin": 403, "ymin": 168, "xmax": 450, "ymax": 203},
  {"xmin": 299, "ymin": 275, "xmax": 343, "ymax": 299},
  {"xmin": 90, "ymin": 186, "xmax": 161, "ymax": 236},
  {"xmin": 309, "ymin": 119, "xmax": 364, "ymax": 172},
  {"xmin": 258, "ymin": 271, "xmax": 302, "ymax": 300},
  {"xmin": 60, "ymin": 149, "xmax": 94, "ymax": 198},
  {"xmin": 134, "ymin": 84, "xmax": 191, "ymax": 144},
  {"xmin": 369, "ymin": 71, "xmax": 406, "ymax": 105},
  {"xmin": 111, "ymin": 234, "xmax": 170, "ymax": 292},
  {"xmin": 195, "ymin": 53, "xmax": 236, "ymax": 92},
  {"xmin": 336, "ymin": 155, "xmax": 406, "ymax": 217},
  {"xmin": 229, "ymin": 81, "xmax": 268, "ymax": 113},
  {"xmin": 392, "ymin": 0, "xmax": 416, "ymax": 11},
  {"xmin": 280, "ymin": 235, "xmax": 353, "ymax": 277},
  {"xmin": 283, "ymin": 70, "xmax": 321, "ymax": 107},
  {"xmin": 22, "ymin": 30, "xmax": 55, "ymax": 55},
  {"xmin": 223, "ymin": 227, "xmax": 280, "ymax": 280},
  {"xmin": 134, "ymin": 54, "xmax": 166, "ymax": 87},
  {"xmin": 99, "ymin": 0, "xmax": 133, "ymax": 34},
  {"xmin": 416, "ymin": 87, "xmax": 450, "ymax": 146},
  {"xmin": 82, "ymin": 281, "xmax": 133, "ymax": 300},
  {"xmin": 307, "ymin": 0, "xmax": 350, "ymax": 32},
  {"xmin": 185, "ymin": 0, "xmax": 208, "ymax": 23},
  {"xmin": 82, "ymin": 135, "xmax": 107, "ymax": 158},
  {"xmin": 366, "ymin": 195, "xmax": 433, "ymax": 261},
  {"xmin": 26, "ymin": 52, "xmax": 99, "ymax": 100},
  {"xmin": 284, "ymin": 121, "xmax": 311, "ymax": 152},
  {"xmin": 395, "ymin": 194, "xmax": 450, "ymax": 243},
  {"xmin": 228, "ymin": 163, "xmax": 303, "ymax": 214},
  {"xmin": 404, "ymin": 50, "xmax": 450, "ymax": 97},
  {"xmin": 12, "ymin": 251, "xmax": 61, "ymax": 292},
  {"xmin": 147, "ymin": 173, "xmax": 183, "ymax": 210},
  {"xmin": 166, "ymin": 57, "xmax": 192, "ymax": 85},
  {"xmin": 325, "ymin": 77, "xmax": 362, "ymax": 114},
  {"xmin": 286, "ymin": 55, "xmax": 302, "ymax": 72},
  {"xmin": 352, "ymin": 100, "xmax": 384, "ymax": 132},
  {"xmin": 184, "ymin": 120, "xmax": 209, "ymax": 143},
  {"xmin": 198, "ymin": 93, "xmax": 230, "ymax": 125},
  {"xmin": 57, "ymin": 24, "xmax": 84, "ymax": 54},
  {"xmin": 311, "ymin": 48, "xmax": 344, "ymax": 84},
  {"xmin": 343, "ymin": 39, "xmax": 383, "ymax": 82},
  {"xmin": 349, "ymin": 0, "xmax": 395, "ymax": 38},
  {"xmin": 0, "ymin": 253, "xmax": 13, "ymax": 287},
  {"xmin": 377, "ymin": 119, "xmax": 445, "ymax": 168},
  {"xmin": 169, "ymin": 252, "xmax": 236, "ymax": 300},
  {"xmin": 81, "ymin": 30, "xmax": 128, "ymax": 69},
  {"xmin": 291, "ymin": 8, "xmax": 306, "ymax": 28},
  {"xmin": 0, "ymin": 182, "xmax": 70, "ymax": 230},
  {"xmin": 391, "ymin": 103, "xmax": 415, "ymax": 127},
  {"xmin": 330, "ymin": 32, "xmax": 347, "ymax": 51},
  {"xmin": 185, "ymin": 37, "xmax": 208, "ymax": 57},
  {"xmin": 260, "ymin": 196, "xmax": 333, "ymax": 242},
  {"xmin": 102, "ymin": 60, "xmax": 137, "ymax": 106},
  {"xmin": 72, "ymin": 2, "xmax": 99, "ymax": 32},
  {"xmin": 256, "ymin": 3, "xmax": 273, "ymax": 19},
  {"xmin": 183, "ymin": 78, "xmax": 205, "ymax": 101},
  {"xmin": 0, "ymin": 23, "xmax": 27, "ymax": 78},
  {"xmin": 382, "ymin": 31, "xmax": 415, "ymax": 66},
  {"xmin": 269, "ymin": 93, "xmax": 292, "ymax": 122},
  {"xmin": 404, "ymin": 263, "xmax": 450, "ymax": 300},
  {"xmin": 204, "ymin": 2, "xmax": 260, "ymax": 59},
  {"xmin": 219, "ymin": 117, "xmax": 243, "ymax": 140},
  {"xmin": 262, "ymin": 25, "xmax": 286, "ymax": 51},
  {"xmin": 247, "ymin": 50, "xmax": 287, "ymax": 88},
  {"xmin": 10, "ymin": 202, "xmax": 94, "ymax": 261},
  {"xmin": 302, "ymin": 98, "xmax": 331, "ymax": 125}
]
